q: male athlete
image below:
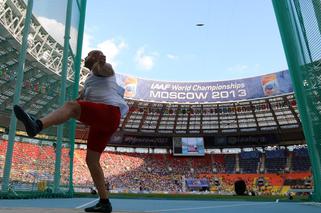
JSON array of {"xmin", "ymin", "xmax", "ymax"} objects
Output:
[{"xmin": 14, "ymin": 50, "xmax": 129, "ymax": 213}]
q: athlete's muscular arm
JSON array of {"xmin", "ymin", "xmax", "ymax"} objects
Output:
[{"xmin": 92, "ymin": 54, "xmax": 114, "ymax": 77}]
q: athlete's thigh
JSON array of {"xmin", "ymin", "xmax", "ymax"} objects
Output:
[
  {"xmin": 77, "ymin": 101, "xmax": 114, "ymax": 126},
  {"xmin": 87, "ymin": 126, "xmax": 113, "ymax": 153}
]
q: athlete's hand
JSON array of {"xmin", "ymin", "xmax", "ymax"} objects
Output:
[
  {"xmin": 98, "ymin": 54, "xmax": 106, "ymax": 65},
  {"xmin": 92, "ymin": 62, "xmax": 114, "ymax": 77}
]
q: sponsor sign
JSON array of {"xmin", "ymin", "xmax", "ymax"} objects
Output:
[{"xmin": 116, "ymin": 70, "xmax": 293, "ymax": 103}]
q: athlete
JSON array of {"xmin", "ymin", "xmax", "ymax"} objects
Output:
[{"xmin": 14, "ymin": 50, "xmax": 129, "ymax": 213}]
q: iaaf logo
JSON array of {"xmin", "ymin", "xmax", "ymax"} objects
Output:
[{"xmin": 151, "ymin": 83, "xmax": 171, "ymax": 90}]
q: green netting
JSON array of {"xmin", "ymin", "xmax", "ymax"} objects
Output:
[
  {"xmin": 0, "ymin": 0, "xmax": 86, "ymax": 198},
  {"xmin": 273, "ymin": 0, "xmax": 321, "ymax": 202},
  {"xmin": 1, "ymin": 135, "xmax": 59, "ymax": 198}
]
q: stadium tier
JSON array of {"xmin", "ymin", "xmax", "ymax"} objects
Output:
[
  {"xmin": 71, "ymin": 69, "xmax": 305, "ymax": 149},
  {"xmin": 0, "ymin": 139, "xmax": 313, "ymax": 194}
]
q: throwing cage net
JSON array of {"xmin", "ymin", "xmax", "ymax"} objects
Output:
[
  {"xmin": 0, "ymin": 0, "xmax": 86, "ymax": 198},
  {"xmin": 273, "ymin": 0, "xmax": 321, "ymax": 201}
]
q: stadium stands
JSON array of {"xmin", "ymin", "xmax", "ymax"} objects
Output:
[
  {"xmin": 0, "ymin": 139, "xmax": 313, "ymax": 194},
  {"xmin": 224, "ymin": 154, "xmax": 236, "ymax": 174},
  {"xmin": 265, "ymin": 149, "xmax": 287, "ymax": 173},
  {"xmin": 0, "ymin": 139, "xmax": 69, "ymax": 186},
  {"xmin": 292, "ymin": 148, "xmax": 311, "ymax": 172},
  {"xmin": 239, "ymin": 151, "xmax": 260, "ymax": 173}
]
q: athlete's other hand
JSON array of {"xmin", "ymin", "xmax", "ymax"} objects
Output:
[{"xmin": 98, "ymin": 54, "xmax": 106, "ymax": 65}]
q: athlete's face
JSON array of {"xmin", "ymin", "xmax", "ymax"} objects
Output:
[{"xmin": 84, "ymin": 50, "xmax": 105, "ymax": 70}]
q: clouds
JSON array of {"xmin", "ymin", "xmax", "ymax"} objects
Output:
[
  {"xmin": 166, "ymin": 54, "xmax": 178, "ymax": 60},
  {"xmin": 36, "ymin": 16, "xmax": 177, "ymax": 73},
  {"xmin": 84, "ymin": 33, "xmax": 157, "ymax": 71},
  {"xmin": 84, "ymin": 32, "xmax": 162, "ymax": 71},
  {"xmin": 96, "ymin": 39, "xmax": 127, "ymax": 67},
  {"xmin": 134, "ymin": 49, "xmax": 178, "ymax": 71},
  {"xmin": 36, "ymin": 16, "xmax": 127, "ymax": 68},
  {"xmin": 36, "ymin": 16, "xmax": 177, "ymax": 72},
  {"xmin": 134, "ymin": 47, "xmax": 157, "ymax": 71},
  {"xmin": 82, "ymin": 33, "xmax": 93, "ymax": 58},
  {"xmin": 37, "ymin": 16, "xmax": 78, "ymax": 53},
  {"xmin": 82, "ymin": 33, "xmax": 127, "ymax": 68}
]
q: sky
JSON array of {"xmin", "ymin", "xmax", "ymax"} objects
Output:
[{"xmin": 33, "ymin": 0, "xmax": 289, "ymax": 82}]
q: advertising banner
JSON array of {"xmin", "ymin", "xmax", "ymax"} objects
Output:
[
  {"xmin": 109, "ymin": 134, "xmax": 172, "ymax": 147},
  {"xmin": 204, "ymin": 134, "xmax": 279, "ymax": 147},
  {"xmin": 116, "ymin": 70, "xmax": 293, "ymax": 103}
]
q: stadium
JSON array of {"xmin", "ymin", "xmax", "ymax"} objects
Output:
[{"xmin": 0, "ymin": 0, "xmax": 321, "ymax": 213}]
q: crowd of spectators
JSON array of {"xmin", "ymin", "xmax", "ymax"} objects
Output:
[
  {"xmin": 265, "ymin": 149, "xmax": 287, "ymax": 173},
  {"xmin": 0, "ymin": 140, "xmax": 70, "ymax": 186},
  {"xmin": 0, "ymin": 139, "xmax": 313, "ymax": 194}
]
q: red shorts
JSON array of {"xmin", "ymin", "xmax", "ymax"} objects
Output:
[{"xmin": 77, "ymin": 101, "xmax": 120, "ymax": 153}]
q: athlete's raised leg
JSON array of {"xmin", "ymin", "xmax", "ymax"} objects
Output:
[
  {"xmin": 40, "ymin": 101, "xmax": 81, "ymax": 128},
  {"xmin": 14, "ymin": 101, "xmax": 81, "ymax": 137}
]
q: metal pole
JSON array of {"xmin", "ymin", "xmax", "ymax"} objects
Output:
[
  {"xmin": 53, "ymin": 0, "xmax": 73, "ymax": 193},
  {"xmin": 68, "ymin": 0, "xmax": 87, "ymax": 196},
  {"xmin": 272, "ymin": 0, "xmax": 321, "ymax": 202},
  {"xmin": 1, "ymin": 0, "xmax": 34, "ymax": 192}
]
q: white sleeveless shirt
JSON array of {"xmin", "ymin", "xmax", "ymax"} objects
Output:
[{"xmin": 83, "ymin": 73, "xmax": 129, "ymax": 117}]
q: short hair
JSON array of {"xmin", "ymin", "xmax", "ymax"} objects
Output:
[{"xmin": 88, "ymin": 50, "xmax": 102, "ymax": 54}]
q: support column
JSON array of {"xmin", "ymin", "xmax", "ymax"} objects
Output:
[
  {"xmin": 53, "ymin": 0, "xmax": 73, "ymax": 193},
  {"xmin": 67, "ymin": 0, "xmax": 88, "ymax": 196},
  {"xmin": 1, "ymin": 0, "xmax": 34, "ymax": 192}
]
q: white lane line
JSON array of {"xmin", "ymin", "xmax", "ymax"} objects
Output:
[
  {"xmin": 301, "ymin": 202, "xmax": 321, "ymax": 207},
  {"xmin": 75, "ymin": 198, "xmax": 99, "ymax": 209},
  {"xmin": 144, "ymin": 202, "xmax": 272, "ymax": 212}
]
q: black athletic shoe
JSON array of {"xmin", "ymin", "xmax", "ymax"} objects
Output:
[
  {"xmin": 13, "ymin": 105, "xmax": 42, "ymax": 137},
  {"xmin": 84, "ymin": 201, "xmax": 112, "ymax": 213}
]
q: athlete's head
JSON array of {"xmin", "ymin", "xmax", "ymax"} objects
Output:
[{"xmin": 84, "ymin": 50, "xmax": 106, "ymax": 70}]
